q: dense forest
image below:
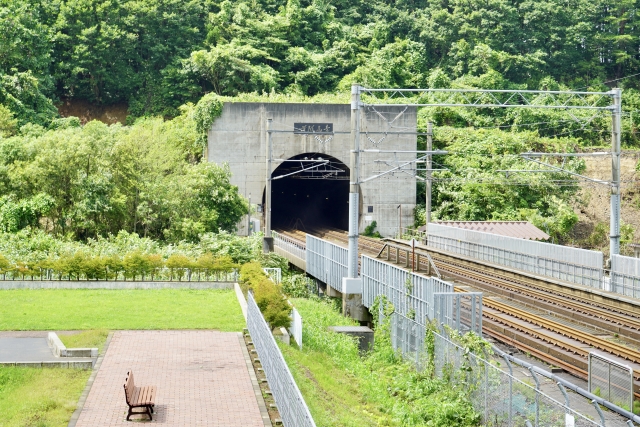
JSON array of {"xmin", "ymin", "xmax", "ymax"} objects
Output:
[
  {"xmin": 4, "ymin": 0, "xmax": 640, "ymax": 124},
  {"xmin": 1, "ymin": 0, "xmax": 640, "ymax": 247}
]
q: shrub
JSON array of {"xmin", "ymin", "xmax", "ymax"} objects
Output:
[
  {"xmin": 166, "ymin": 254, "xmax": 192, "ymax": 281},
  {"xmin": 240, "ymin": 261, "xmax": 291, "ymax": 331},
  {"xmin": 239, "ymin": 261, "xmax": 266, "ymax": 294},
  {"xmin": 146, "ymin": 254, "xmax": 164, "ymax": 280},
  {"xmin": 363, "ymin": 220, "xmax": 382, "ymax": 238},
  {"xmin": 123, "ymin": 251, "xmax": 153, "ymax": 280},
  {"xmin": 281, "ymin": 273, "xmax": 312, "ymax": 298},
  {"xmin": 0, "ymin": 254, "xmax": 12, "ymax": 277}
]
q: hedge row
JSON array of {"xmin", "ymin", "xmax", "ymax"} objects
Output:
[
  {"xmin": 0, "ymin": 252, "xmax": 236, "ymax": 281},
  {"xmin": 240, "ymin": 262, "xmax": 291, "ymax": 331}
]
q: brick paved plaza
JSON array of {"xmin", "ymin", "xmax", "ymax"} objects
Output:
[{"xmin": 75, "ymin": 330, "xmax": 265, "ymax": 426}]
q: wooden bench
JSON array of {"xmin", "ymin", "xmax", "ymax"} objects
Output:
[{"xmin": 123, "ymin": 370, "xmax": 156, "ymax": 421}]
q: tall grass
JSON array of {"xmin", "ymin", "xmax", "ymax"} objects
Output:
[
  {"xmin": 281, "ymin": 298, "xmax": 480, "ymax": 427},
  {"xmin": 0, "ymin": 367, "xmax": 90, "ymax": 427}
]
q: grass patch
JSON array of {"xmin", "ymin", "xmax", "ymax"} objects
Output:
[
  {"xmin": 0, "ymin": 367, "xmax": 90, "ymax": 427},
  {"xmin": 0, "ymin": 289, "xmax": 244, "ymax": 331},
  {"xmin": 58, "ymin": 329, "xmax": 110, "ymax": 353},
  {"xmin": 280, "ymin": 298, "xmax": 480, "ymax": 427}
]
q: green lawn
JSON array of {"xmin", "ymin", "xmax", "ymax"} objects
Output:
[
  {"xmin": 0, "ymin": 367, "xmax": 90, "ymax": 427},
  {"xmin": 0, "ymin": 289, "xmax": 245, "ymax": 331},
  {"xmin": 58, "ymin": 329, "xmax": 110, "ymax": 353}
]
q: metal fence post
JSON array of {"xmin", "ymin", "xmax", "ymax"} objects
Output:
[
  {"xmin": 558, "ymin": 382, "xmax": 570, "ymax": 412},
  {"xmin": 592, "ymin": 400, "xmax": 606, "ymax": 426},
  {"xmin": 528, "ymin": 366, "xmax": 540, "ymax": 427},
  {"xmin": 502, "ymin": 354, "xmax": 514, "ymax": 426},
  {"xmin": 484, "ymin": 360, "xmax": 488, "ymax": 423}
]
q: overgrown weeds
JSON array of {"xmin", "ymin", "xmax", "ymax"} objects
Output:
[{"xmin": 281, "ymin": 297, "xmax": 480, "ymax": 426}]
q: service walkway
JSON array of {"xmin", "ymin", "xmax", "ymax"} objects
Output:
[{"xmin": 75, "ymin": 330, "xmax": 265, "ymax": 426}]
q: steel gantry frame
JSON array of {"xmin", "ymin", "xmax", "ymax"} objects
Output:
[{"xmin": 347, "ymin": 84, "xmax": 622, "ymax": 278}]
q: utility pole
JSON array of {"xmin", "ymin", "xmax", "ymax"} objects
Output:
[
  {"xmin": 426, "ymin": 121, "xmax": 433, "ymax": 226},
  {"xmin": 263, "ymin": 118, "xmax": 273, "ymax": 253},
  {"xmin": 247, "ymin": 194, "xmax": 252, "ymax": 237},
  {"xmin": 610, "ymin": 88, "xmax": 622, "ymax": 257},
  {"xmin": 347, "ymin": 84, "xmax": 361, "ymax": 279}
]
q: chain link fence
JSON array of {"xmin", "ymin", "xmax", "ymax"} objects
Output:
[
  {"xmin": 389, "ymin": 311, "xmax": 603, "ymax": 427},
  {"xmin": 247, "ymin": 292, "xmax": 316, "ymax": 427},
  {"xmin": 589, "ymin": 352, "xmax": 634, "ymax": 413}
]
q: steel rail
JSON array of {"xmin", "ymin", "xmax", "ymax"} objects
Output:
[
  {"xmin": 484, "ymin": 298, "xmax": 640, "ymax": 367},
  {"xmin": 277, "ymin": 228, "xmax": 640, "ymax": 379}
]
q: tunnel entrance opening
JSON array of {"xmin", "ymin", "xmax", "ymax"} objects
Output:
[{"xmin": 266, "ymin": 153, "xmax": 350, "ymax": 232}]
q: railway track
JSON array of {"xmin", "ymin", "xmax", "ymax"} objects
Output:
[{"xmin": 275, "ymin": 227, "xmax": 640, "ymax": 394}]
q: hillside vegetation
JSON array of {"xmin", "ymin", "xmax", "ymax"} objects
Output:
[{"xmin": 1, "ymin": 0, "xmax": 640, "ymax": 248}]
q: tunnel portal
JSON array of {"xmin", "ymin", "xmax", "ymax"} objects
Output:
[{"xmin": 267, "ymin": 153, "xmax": 349, "ymax": 232}]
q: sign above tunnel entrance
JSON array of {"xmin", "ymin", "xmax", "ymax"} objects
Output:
[{"xmin": 294, "ymin": 123, "xmax": 333, "ymax": 134}]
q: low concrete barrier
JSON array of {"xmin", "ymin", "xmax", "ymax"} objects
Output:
[{"xmin": 48, "ymin": 332, "xmax": 98, "ymax": 358}]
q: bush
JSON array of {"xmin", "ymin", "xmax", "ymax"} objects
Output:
[
  {"xmin": 363, "ymin": 220, "xmax": 382, "ymax": 238},
  {"xmin": 281, "ymin": 273, "xmax": 312, "ymax": 298},
  {"xmin": 166, "ymin": 254, "xmax": 192, "ymax": 280},
  {"xmin": 240, "ymin": 261, "xmax": 291, "ymax": 331}
]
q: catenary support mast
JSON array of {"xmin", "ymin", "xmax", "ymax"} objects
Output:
[{"xmin": 348, "ymin": 84, "xmax": 361, "ymax": 278}]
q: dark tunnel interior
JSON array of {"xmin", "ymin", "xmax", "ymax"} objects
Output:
[{"xmin": 265, "ymin": 153, "xmax": 349, "ymax": 231}]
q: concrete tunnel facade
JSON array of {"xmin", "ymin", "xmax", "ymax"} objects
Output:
[{"xmin": 207, "ymin": 102, "xmax": 417, "ymax": 237}]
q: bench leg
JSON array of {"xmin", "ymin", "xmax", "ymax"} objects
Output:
[{"xmin": 126, "ymin": 406, "xmax": 153, "ymax": 421}]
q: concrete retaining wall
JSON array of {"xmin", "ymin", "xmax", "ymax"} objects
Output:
[{"xmin": 208, "ymin": 102, "xmax": 417, "ymax": 237}]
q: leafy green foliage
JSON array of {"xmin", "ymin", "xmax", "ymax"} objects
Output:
[
  {"xmin": 0, "ymin": 107, "xmax": 247, "ymax": 241},
  {"xmin": 193, "ymin": 93, "xmax": 224, "ymax": 149},
  {"xmin": 425, "ymin": 127, "xmax": 582, "ymax": 240},
  {"xmin": 0, "ymin": 105, "xmax": 16, "ymax": 137},
  {"xmin": 362, "ymin": 220, "xmax": 381, "ymax": 238},
  {"xmin": 281, "ymin": 273, "xmax": 313, "ymax": 298},
  {"xmin": 3, "ymin": 0, "xmax": 640, "ymax": 133},
  {"xmin": 282, "ymin": 297, "xmax": 480, "ymax": 426},
  {"xmin": 240, "ymin": 262, "xmax": 291, "ymax": 331}
]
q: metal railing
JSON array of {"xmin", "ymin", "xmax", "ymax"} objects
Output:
[
  {"xmin": 433, "ymin": 292, "xmax": 483, "ymax": 335},
  {"xmin": 428, "ymin": 232, "xmax": 603, "ymax": 289},
  {"xmin": 0, "ymin": 268, "xmax": 238, "ymax": 282},
  {"xmin": 273, "ymin": 231, "xmax": 306, "ymax": 261},
  {"xmin": 263, "ymin": 267, "xmax": 282, "ymax": 284},
  {"xmin": 306, "ymin": 235, "xmax": 348, "ymax": 292},
  {"xmin": 390, "ymin": 312, "xmax": 603, "ymax": 427},
  {"xmin": 396, "ymin": 227, "xmax": 427, "ymax": 241},
  {"xmin": 361, "ymin": 255, "xmax": 453, "ymax": 324},
  {"xmin": 247, "ymin": 292, "xmax": 316, "ymax": 427}
]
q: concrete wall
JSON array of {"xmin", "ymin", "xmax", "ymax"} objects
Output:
[{"xmin": 208, "ymin": 102, "xmax": 417, "ymax": 237}]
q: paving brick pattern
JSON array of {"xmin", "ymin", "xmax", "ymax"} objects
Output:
[{"xmin": 75, "ymin": 331, "xmax": 264, "ymax": 426}]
